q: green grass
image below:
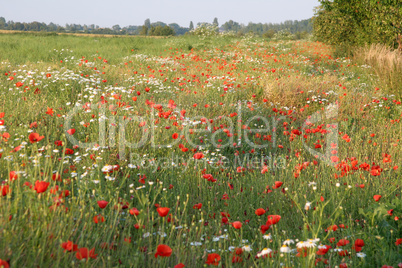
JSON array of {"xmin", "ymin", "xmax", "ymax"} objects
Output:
[{"xmin": 0, "ymin": 33, "xmax": 401, "ymax": 267}]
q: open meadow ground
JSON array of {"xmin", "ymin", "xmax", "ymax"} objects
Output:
[{"xmin": 0, "ymin": 33, "xmax": 401, "ymax": 267}]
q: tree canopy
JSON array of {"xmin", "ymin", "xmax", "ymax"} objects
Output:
[{"xmin": 313, "ymin": 0, "xmax": 402, "ymax": 48}]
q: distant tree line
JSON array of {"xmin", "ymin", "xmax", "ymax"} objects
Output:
[
  {"xmin": 222, "ymin": 19, "xmax": 312, "ymax": 36},
  {"xmin": 0, "ymin": 16, "xmax": 312, "ymax": 37}
]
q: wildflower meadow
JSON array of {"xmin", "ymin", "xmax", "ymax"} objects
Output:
[{"xmin": 0, "ymin": 32, "xmax": 401, "ymax": 267}]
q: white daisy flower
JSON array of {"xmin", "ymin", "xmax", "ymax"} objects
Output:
[
  {"xmin": 101, "ymin": 165, "xmax": 113, "ymax": 173},
  {"xmin": 283, "ymin": 239, "xmax": 295, "ymax": 245},
  {"xmin": 280, "ymin": 245, "xmax": 292, "ymax": 253},
  {"xmin": 356, "ymin": 252, "xmax": 366, "ymax": 258},
  {"xmin": 296, "ymin": 241, "xmax": 316, "ymax": 248},
  {"xmin": 263, "ymin": 234, "xmax": 272, "ymax": 240},
  {"xmin": 242, "ymin": 245, "xmax": 252, "ymax": 252},
  {"xmin": 256, "ymin": 248, "xmax": 272, "ymax": 258}
]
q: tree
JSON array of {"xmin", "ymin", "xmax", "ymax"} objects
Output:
[
  {"xmin": 30, "ymin": 21, "xmax": 41, "ymax": 31},
  {"xmin": 151, "ymin": 21, "xmax": 166, "ymax": 27},
  {"xmin": 13, "ymin": 22, "xmax": 24, "ymax": 31},
  {"xmin": 57, "ymin": 26, "xmax": 65, "ymax": 32},
  {"xmin": 112, "ymin": 24, "xmax": 121, "ymax": 32},
  {"xmin": 149, "ymin": 25, "xmax": 175, "ymax": 36},
  {"xmin": 140, "ymin": 25, "xmax": 148, "ymax": 35},
  {"xmin": 125, "ymin": 25, "xmax": 140, "ymax": 35},
  {"xmin": 263, "ymin": 29, "xmax": 276, "ymax": 38},
  {"xmin": 144, "ymin": 18, "xmax": 151, "ymax": 29},
  {"xmin": 189, "ymin": 21, "xmax": 194, "ymax": 31},
  {"xmin": 222, "ymin": 20, "xmax": 241, "ymax": 32},
  {"xmin": 313, "ymin": 0, "xmax": 402, "ymax": 48},
  {"xmin": 213, "ymin": 17, "xmax": 219, "ymax": 27},
  {"xmin": 0, "ymin": 17, "xmax": 6, "ymax": 29},
  {"xmin": 48, "ymin": 22, "xmax": 57, "ymax": 32}
]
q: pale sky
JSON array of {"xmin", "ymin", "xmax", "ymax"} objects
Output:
[{"xmin": 1, "ymin": 0, "xmax": 320, "ymax": 28}]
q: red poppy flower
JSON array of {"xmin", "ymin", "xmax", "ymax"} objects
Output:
[
  {"xmin": 76, "ymin": 247, "xmax": 97, "ymax": 260},
  {"xmin": 336, "ymin": 239, "xmax": 350, "ymax": 247},
  {"xmin": 193, "ymin": 153, "xmax": 204, "ymax": 159},
  {"xmin": 395, "ymin": 238, "xmax": 402, "ymax": 246},
  {"xmin": 54, "ymin": 140, "xmax": 63, "ymax": 146},
  {"xmin": 1, "ymin": 185, "xmax": 10, "ymax": 196},
  {"xmin": 9, "ymin": 171, "xmax": 18, "ymax": 181},
  {"xmin": 65, "ymin": 148, "xmax": 74, "ymax": 155},
  {"xmin": 221, "ymin": 216, "xmax": 229, "ymax": 224},
  {"xmin": 0, "ymin": 259, "xmax": 9, "ymax": 268},
  {"xmin": 273, "ymin": 181, "xmax": 283, "ymax": 189},
  {"xmin": 193, "ymin": 203, "xmax": 202, "ymax": 209},
  {"xmin": 129, "ymin": 207, "xmax": 140, "ymax": 216},
  {"xmin": 46, "ymin": 107, "xmax": 54, "ymax": 116},
  {"xmin": 260, "ymin": 224, "xmax": 270, "ymax": 234},
  {"xmin": 61, "ymin": 241, "xmax": 78, "ymax": 252},
  {"xmin": 206, "ymin": 253, "xmax": 221, "ymax": 266},
  {"xmin": 266, "ymin": 215, "xmax": 281, "ymax": 225},
  {"xmin": 154, "ymin": 244, "xmax": 172, "ymax": 258},
  {"xmin": 97, "ymin": 200, "xmax": 109, "ymax": 209},
  {"xmin": 29, "ymin": 132, "xmax": 45, "ymax": 143},
  {"xmin": 328, "ymin": 237, "xmax": 335, "ymax": 243},
  {"xmin": 370, "ymin": 165, "xmax": 382, "ymax": 176},
  {"xmin": 174, "ymin": 263, "xmax": 185, "ymax": 268},
  {"xmin": 354, "ymin": 239, "xmax": 365, "ymax": 247},
  {"xmin": 67, "ymin": 129, "xmax": 76, "ymax": 135},
  {"xmin": 232, "ymin": 255, "xmax": 243, "ymax": 263},
  {"xmin": 316, "ymin": 245, "xmax": 331, "ymax": 255},
  {"xmin": 203, "ymin": 174, "xmax": 216, "ymax": 182},
  {"xmin": 232, "ymin": 221, "xmax": 242, "ymax": 229},
  {"xmin": 93, "ymin": 214, "xmax": 105, "ymax": 223},
  {"xmin": 34, "ymin": 180, "xmax": 50, "ymax": 193},
  {"xmin": 373, "ymin": 195, "xmax": 382, "ymax": 202},
  {"xmin": 1, "ymin": 132, "xmax": 9, "ymax": 143},
  {"xmin": 255, "ymin": 208, "xmax": 266, "ymax": 216},
  {"xmin": 172, "ymin": 133, "xmax": 178, "ymax": 139},
  {"xmin": 157, "ymin": 207, "xmax": 170, "ymax": 217},
  {"xmin": 331, "ymin": 156, "xmax": 339, "ymax": 163}
]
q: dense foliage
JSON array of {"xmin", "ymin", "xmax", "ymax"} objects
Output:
[
  {"xmin": 313, "ymin": 0, "xmax": 402, "ymax": 48},
  {"xmin": 148, "ymin": 25, "xmax": 176, "ymax": 36}
]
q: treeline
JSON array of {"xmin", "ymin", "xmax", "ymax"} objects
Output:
[
  {"xmin": 222, "ymin": 19, "xmax": 312, "ymax": 36},
  {"xmin": 0, "ymin": 16, "xmax": 312, "ymax": 37},
  {"xmin": 313, "ymin": 0, "xmax": 402, "ymax": 49}
]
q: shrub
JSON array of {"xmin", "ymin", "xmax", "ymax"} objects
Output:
[
  {"xmin": 188, "ymin": 24, "xmax": 218, "ymax": 37},
  {"xmin": 313, "ymin": 0, "xmax": 402, "ymax": 49},
  {"xmin": 148, "ymin": 26, "xmax": 175, "ymax": 36}
]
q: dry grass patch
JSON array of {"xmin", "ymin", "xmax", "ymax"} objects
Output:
[
  {"xmin": 354, "ymin": 43, "xmax": 402, "ymax": 96},
  {"xmin": 263, "ymin": 73, "xmax": 338, "ymax": 108}
]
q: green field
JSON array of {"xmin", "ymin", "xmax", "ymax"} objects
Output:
[{"xmin": 0, "ymin": 33, "xmax": 401, "ymax": 267}]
